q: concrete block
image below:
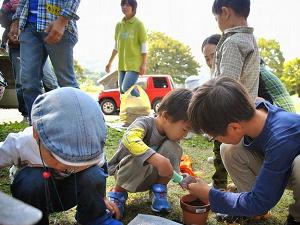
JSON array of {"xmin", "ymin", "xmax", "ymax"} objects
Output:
[
  {"xmin": 0, "ymin": 191, "xmax": 42, "ymax": 225},
  {"xmin": 128, "ymin": 214, "xmax": 182, "ymax": 225}
]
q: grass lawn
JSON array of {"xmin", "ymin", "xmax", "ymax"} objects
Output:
[{"xmin": 0, "ymin": 122, "xmax": 294, "ymax": 225}]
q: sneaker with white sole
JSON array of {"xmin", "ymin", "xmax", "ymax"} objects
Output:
[{"xmin": 150, "ymin": 184, "xmax": 171, "ymax": 213}]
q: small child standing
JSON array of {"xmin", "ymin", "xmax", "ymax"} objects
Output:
[
  {"xmin": 108, "ymin": 89, "xmax": 192, "ymax": 217},
  {"xmin": 204, "ymin": 0, "xmax": 259, "ymax": 192},
  {"xmin": 0, "ymin": 87, "xmax": 122, "ymax": 225},
  {"xmin": 211, "ymin": 0, "xmax": 259, "ymax": 100}
]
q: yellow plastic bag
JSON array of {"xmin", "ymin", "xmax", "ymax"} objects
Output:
[{"xmin": 120, "ymin": 85, "xmax": 151, "ymax": 126}]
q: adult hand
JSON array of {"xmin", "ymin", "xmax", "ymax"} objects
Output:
[
  {"xmin": 180, "ymin": 174, "xmax": 197, "ymax": 189},
  {"xmin": 44, "ymin": 16, "xmax": 68, "ymax": 44},
  {"xmin": 105, "ymin": 63, "xmax": 111, "ymax": 73},
  {"xmin": 187, "ymin": 178, "xmax": 211, "ymax": 204},
  {"xmin": 8, "ymin": 20, "xmax": 19, "ymax": 44},
  {"xmin": 11, "ymin": 0, "xmax": 18, "ymax": 11},
  {"xmin": 103, "ymin": 197, "xmax": 121, "ymax": 220},
  {"xmin": 139, "ymin": 63, "xmax": 147, "ymax": 75}
]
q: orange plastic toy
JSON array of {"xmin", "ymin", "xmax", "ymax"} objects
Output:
[{"xmin": 180, "ymin": 155, "xmax": 196, "ymax": 177}]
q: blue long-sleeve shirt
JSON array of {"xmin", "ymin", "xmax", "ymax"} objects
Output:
[{"xmin": 209, "ymin": 100, "xmax": 300, "ymax": 216}]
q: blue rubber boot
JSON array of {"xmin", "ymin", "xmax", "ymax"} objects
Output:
[
  {"xmin": 107, "ymin": 191, "xmax": 128, "ymax": 218},
  {"xmin": 85, "ymin": 211, "xmax": 124, "ymax": 225},
  {"xmin": 150, "ymin": 184, "xmax": 171, "ymax": 213}
]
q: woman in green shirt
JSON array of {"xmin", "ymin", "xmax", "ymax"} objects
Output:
[{"xmin": 105, "ymin": 0, "xmax": 147, "ymax": 97}]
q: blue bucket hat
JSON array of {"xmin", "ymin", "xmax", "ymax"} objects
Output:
[{"xmin": 31, "ymin": 87, "xmax": 107, "ymax": 166}]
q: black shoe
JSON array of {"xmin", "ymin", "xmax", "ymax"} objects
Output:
[{"xmin": 285, "ymin": 215, "xmax": 300, "ymax": 225}]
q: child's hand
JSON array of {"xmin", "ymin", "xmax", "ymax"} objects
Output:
[
  {"xmin": 187, "ymin": 178, "xmax": 211, "ymax": 204},
  {"xmin": 180, "ymin": 174, "xmax": 197, "ymax": 189},
  {"xmin": 104, "ymin": 197, "xmax": 121, "ymax": 219},
  {"xmin": 147, "ymin": 153, "xmax": 173, "ymax": 178}
]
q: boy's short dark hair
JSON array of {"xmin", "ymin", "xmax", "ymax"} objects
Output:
[
  {"xmin": 212, "ymin": 0, "xmax": 250, "ymax": 18},
  {"xmin": 158, "ymin": 88, "xmax": 193, "ymax": 122},
  {"xmin": 121, "ymin": 0, "xmax": 137, "ymax": 15},
  {"xmin": 188, "ymin": 76, "xmax": 255, "ymax": 136},
  {"xmin": 201, "ymin": 34, "xmax": 221, "ymax": 52}
]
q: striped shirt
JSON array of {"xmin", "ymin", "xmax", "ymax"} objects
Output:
[
  {"xmin": 13, "ymin": 0, "xmax": 80, "ymax": 38},
  {"xmin": 212, "ymin": 26, "xmax": 260, "ymax": 100}
]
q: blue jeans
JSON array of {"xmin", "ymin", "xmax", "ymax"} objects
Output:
[
  {"xmin": 8, "ymin": 47, "xmax": 59, "ymax": 117},
  {"xmin": 8, "ymin": 47, "xmax": 27, "ymax": 116},
  {"xmin": 19, "ymin": 23, "xmax": 79, "ymax": 119},
  {"xmin": 118, "ymin": 71, "xmax": 139, "ymax": 97},
  {"xmin": 42, "ymin": 58, "xmax": 59, "ymax": 92},
  {"xmin": 11, "ymin": 166, "xmax": 108, "ymax": 225}
]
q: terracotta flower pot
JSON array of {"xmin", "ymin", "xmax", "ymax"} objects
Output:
[{"xmin": 180, "ymin": 194, "xmax": 210, "ymax": 225}]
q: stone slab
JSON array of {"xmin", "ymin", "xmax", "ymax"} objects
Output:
[
  {"xmin": 128, "ymin": 214, "xmax": 182, "ymax": 225},
  {"xmin": 0, "ymin": 191, "xmax": 42, "ymax": 225}
]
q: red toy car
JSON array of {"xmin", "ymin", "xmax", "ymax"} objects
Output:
[{"xmin": 98, "ymin": 75, "xmax": 174, "ymax": 115}]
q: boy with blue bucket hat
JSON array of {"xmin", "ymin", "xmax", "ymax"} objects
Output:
[{"xmin": 0, "ymin": 87, "xmax": 122, "ymax": 225}]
